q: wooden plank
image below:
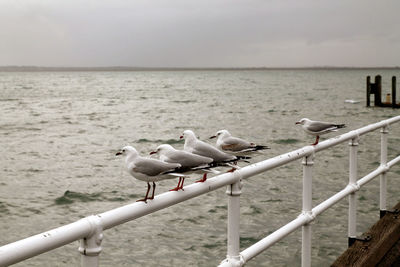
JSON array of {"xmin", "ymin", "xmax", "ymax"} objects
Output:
[
  {"xmin": 332, "ymin": 202, "xmax": 400, "ymax": 267},
  {"xmin": 377, "ymin": 238, "xmax": 400, "ymax": 266}
]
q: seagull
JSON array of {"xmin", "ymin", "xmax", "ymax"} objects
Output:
[
  {"xmin": 180, "ymin": 130, "xmax": 242, "ymax": 181},
  {"xmin": 181, "ymin": 130, "xmax": 237, "ymax": 162},
  {"xmin": 295, "ymin": 118, "xmax": 346, "ymax": 145},
  {"xmin": 210, "ymin": 129, "xmax": 270, "ymax": 154},
  {"xmin": 150, "ymin": 144, "xmax": 215, "ymax": 189},
  {"xmin": 116, "ymin": 146, "xmax": 183, "ymax": 202}
]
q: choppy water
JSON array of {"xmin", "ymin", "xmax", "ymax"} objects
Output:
[{"xmin": 1, "ymin": 69, "xmax": 400, "ymax": 266}]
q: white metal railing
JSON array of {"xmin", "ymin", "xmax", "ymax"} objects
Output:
[{"xmin": 0, "ymin": 116, "xmax": 400, "ymax": 267}]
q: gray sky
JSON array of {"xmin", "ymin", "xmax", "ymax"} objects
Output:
[{"xmin": 1, "ymin": 0, "xmax": 399, "ymax": 68}]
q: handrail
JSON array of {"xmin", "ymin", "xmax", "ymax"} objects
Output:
[{"xmin": 0, "ymin": 115, "xmax": 399, "ymax": 266}]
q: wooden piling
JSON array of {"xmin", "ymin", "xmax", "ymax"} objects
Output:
[
  {"xmin": 332, "ymin": 202, "xmax": 400, "ymax": 266},
  {"xmin": 366, "ymin": 76, "xmax": 371, "ymax": 107},
  {"xmin": 392, "ymin": 76, "xmax": 397, "ymax": 108},
  {"xmin": 374, "ymin": 75, "xmax": 382, "ymax": 106}
]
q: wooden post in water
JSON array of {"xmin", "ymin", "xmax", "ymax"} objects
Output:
[
  {"xmin": 366, "ymin": 76, "xmax": 371, "ymax": 107},
  {"xmin": 392, "ymin": 76, "xmax": 397, "ymax": 108},
  {"xmin": 374, "ymin": 75, "xmax": 382, "ymax": 106}
]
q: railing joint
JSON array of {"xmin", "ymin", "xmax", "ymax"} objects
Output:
[
  {"xmin": 380, "ymin": 124, "xmax": 389, "ymax": 134},
  {"xmin": 78, "ymin": 215, "xmax": 104, "ymax": 257},
  {"xmin": 298, "ymin": 211, "xmax": 315, "ymax": 224},
  {"xmin": 219, "ymin": 254, "xmax": 245, "ymax": 267},
  {"xmin": 226, "ymin": 171, "xmax": 243, "ymax": 196},
  {"xmin": 347, "ymin": 183, "xmax": 360, "ymax": 193},
  {"xmin": 348, "ymin": 134, "xmax": 359, "ymax": 146}
]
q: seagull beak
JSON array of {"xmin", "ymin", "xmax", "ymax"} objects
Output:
[
  {"xmin": 149, "ymin": 151, "xmax": 157, "ymax": 155},
  {"xmin": 180, "ymin": 135, "xmax": 184, "ymax": 139},
  {"xmin": 295, "ymin": 121, "xmax": 301, "ymax": 125},
  {"xmin": 115, "ymin": 151, "xmax": 123, "ymax": 156},
  {"xmin": 209, "ymin": 135, "xmax": 216, "ymax": 139}
]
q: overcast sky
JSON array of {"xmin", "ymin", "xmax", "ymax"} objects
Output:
[{"xmin": 1, "ymin": 0, "xmax": 399, "ymax": 68}]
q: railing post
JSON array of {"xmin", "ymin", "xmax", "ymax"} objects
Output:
[
  {"xmin": 348, "ymin": 137, "xmax": 358, "ymax": 246},
  {"xmin": 380, "ymin": 125, "xmax": 389, "ymax": 218},
  {"xmin": 302, "ymin": 154, "xmax": 314, "ymax": 267},
  {"xmin": 225, "ymin": 172, "xmax": 243, "ymax": 266},
  {"xmin": 78, "ymin": 215, "xmax": 103, "ymax": 267}
]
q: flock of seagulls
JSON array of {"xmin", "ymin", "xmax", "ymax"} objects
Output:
[{"xmin": 116, "ymin": 118, "xmax": 345, "ymax": 203}]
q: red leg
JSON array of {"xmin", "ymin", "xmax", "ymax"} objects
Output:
[
  {"xmin": 148, "ymin": 182, "xmax": 156, "ymax": 200},
  {"xmin": 136, "ymin": 182, "xmax": 151, "ymax": 203},
  {"xmin": 195, "ymin": 173, "xmax": 207, "ymax": 183},
  {"xmin": 311, "ymin": 136, "xmax": 319, "ymax": 146},
  {"xmin": 170, "ymin": 177, "xmax": 183, "ymax": 191},
  {"xmin": 179, "ymin": 178, "xmax": 185, "ymax": 190}
]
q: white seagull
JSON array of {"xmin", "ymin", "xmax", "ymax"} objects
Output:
[
  {"xmin": 150, "ymin": 144, "xmax": 215, "ymax": 189},
  {"xmin": 295, "ymin": 118, "xmax": 346, "ymax": 145},
  {"xmin": 180, "ymin": 130, "xmax": 241, "ymax": 181},
  {"xmin": 210, "ymin": 129, "xmax": 269, "ymax": 154},
  {"xmin": 180, "ymin": 130, "xmax": 237, "ymax": 162},
  {"xmin": 116, "ymin": 146, "xmax": 183, "ymax": 202}
]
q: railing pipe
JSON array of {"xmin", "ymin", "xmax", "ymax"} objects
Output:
[
  {"xmin": 240, "ymin": 214, "xmax": 311, "ymax": 263},
  {"xmin": 302, "ymin": 154, "xmax": 314, "ymax": 267},
  {"xmin": 380, "ymin": 125, "xmax": 389, "ymax": 218},
  {"xmin": 348, "ymin": 137, "xmax": 358, "ymax": 246},
  {"xmin": 225, "ymin": 172, "xmax": 243, "ymax": 266},
  {"xmin": 0, "ymin": 218, "xmax": 94, "ymax": 266}
]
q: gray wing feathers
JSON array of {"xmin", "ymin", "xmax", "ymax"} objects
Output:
[
  {"xmin": 307, "ymin": 121, "xmax": 337, "ymax": 132},
  {"xmin": 167, "ymin": 151, "xmax": 213, "ymax": 167},
  {"xmin": 194, "ymin": 141, "xmax": 235, "ymax": 161},
  {"xmin": 133, "ymin": 158, "xmax": 180, "ymax": 176}
]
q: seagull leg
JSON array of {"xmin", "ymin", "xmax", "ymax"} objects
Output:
[
  {"xmin": 195, "ymin": 173, "xmax": 207, "ymax": 183},
  {"xmin": 227, "ymin": 161, "xmax": 238, "ymax": 172},
  {"xmin": 311, "ymin": 136, "xmax": 320, "ymax": 146},
  {"xmin": 170, "ymin": 177, "xmax": 184, "ymax": 191},
  {"xmin": 148, "ymin": 182, "xmax": 156, "ymax": 200},
  {"xmin": 136, "ymin": 182, "xmax": 151, "ymax": 203}
]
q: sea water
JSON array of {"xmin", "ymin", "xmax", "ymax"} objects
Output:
[{"xmin": 0, "ymin": 69, "xmax": 400, "ymax": 266}]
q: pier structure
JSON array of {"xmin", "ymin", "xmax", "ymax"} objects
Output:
[
  {"xmin": 0, "ymin": 116, "xmax": 400, "ymax": 266},
  {"xmin": 367, "ymin": 75, "xmax": 399, "ymax": 108}
]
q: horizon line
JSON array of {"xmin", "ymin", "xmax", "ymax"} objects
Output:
[{"xmin": 0, "ymin": 65, "xmax": 399, "ymax": 72}]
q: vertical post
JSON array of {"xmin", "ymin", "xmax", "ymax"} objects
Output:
[
  {"xmin": 380, "ymin": 125, "xmax": 389, "ymax": 218},
  {"xmin": 392, "ymin": 76, "xmax": 397, "ymax": 108},
  {"xmin": 226, "ymin": 174, "xmax": 242, "ymax": 266},
  {"xmin": 302, "ymin": 154, "xmax": 313, "ymax": 267},
  {"xmin": 348, "ymin": 137, "xmax": 358, "ymax": 246},
  {"xmin": 375, "ymin": 75, "xmax": 382, "ymax": 106},
  {"xmin": 79, "ymin": 216, "xmax": 103, "ymax": 267},
  {"xmin": 366, "ymin": 76, "xmax": 371, "ymax": 107}
]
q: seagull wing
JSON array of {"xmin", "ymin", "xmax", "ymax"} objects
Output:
[
  {"xmin": 132, "ymin": 158, "xmax": 181, "ymax": 177},
  {"xmin": 221, "ymin": 136, "xmax": 252, "ymax": 151},
  {"xmin": 166, "ymin": 150, "xmax": 213, "ymax": 167},
  {"xmin": 193, "ymin": 140, "xmax": 236, "ymax": 162},
  {"xmin": 307, "ymin": 121, "xmax": 338, "ymax": 133}
]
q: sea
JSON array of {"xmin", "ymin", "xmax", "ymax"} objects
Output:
[{"xmin": 0, "ymin": 69, "xmax": 399, "ymax": 266}]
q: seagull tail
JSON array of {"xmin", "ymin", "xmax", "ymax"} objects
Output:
[
  {"xmin": 236, "ymin": 155, "xmax": 251, "ymax": 160},
  {"xmin": 254, "ymin": 145, "xmax": 270, "ymax": 151},
  {"xmin": 334, "ymin": 124, "xmax": 346, "ymax": 129}
]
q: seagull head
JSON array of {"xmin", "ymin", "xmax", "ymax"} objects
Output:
[
  {"xmin": 116, "ymin": 146, "xmax": 138, "ymax": 158},
  {"xmin": 150, "ymin": 144, "xmax": 174, "ymax": 155},
  {"xmin": 180, "ymin": 130, "xmax": 197, "ymax": 140},
  {"xmin": 295, "ymin": 118, "xmax": 310, "ymax": 125},
  {"xmin": 210, "ymin": 129, "xmax": 230, "ymax": 139}
]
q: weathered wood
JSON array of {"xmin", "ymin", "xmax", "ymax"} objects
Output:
[
  {"xmin": 332, "ymin": 201, "xmax": 400, "ymax": 267},
  {"xmin": 377, "ymin": 238, "xmax": 400, "ymax": 266},
  {"xmin": 374, "ymin": 75, "xmax": 382, "ymax": 106},
  {"xmin": 392, "ymin": 76, "xmax": 397, "ymax": 108},
  {"xmin": 367, "ymin": 76, "xmax": 371, "ymax": 107}
]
